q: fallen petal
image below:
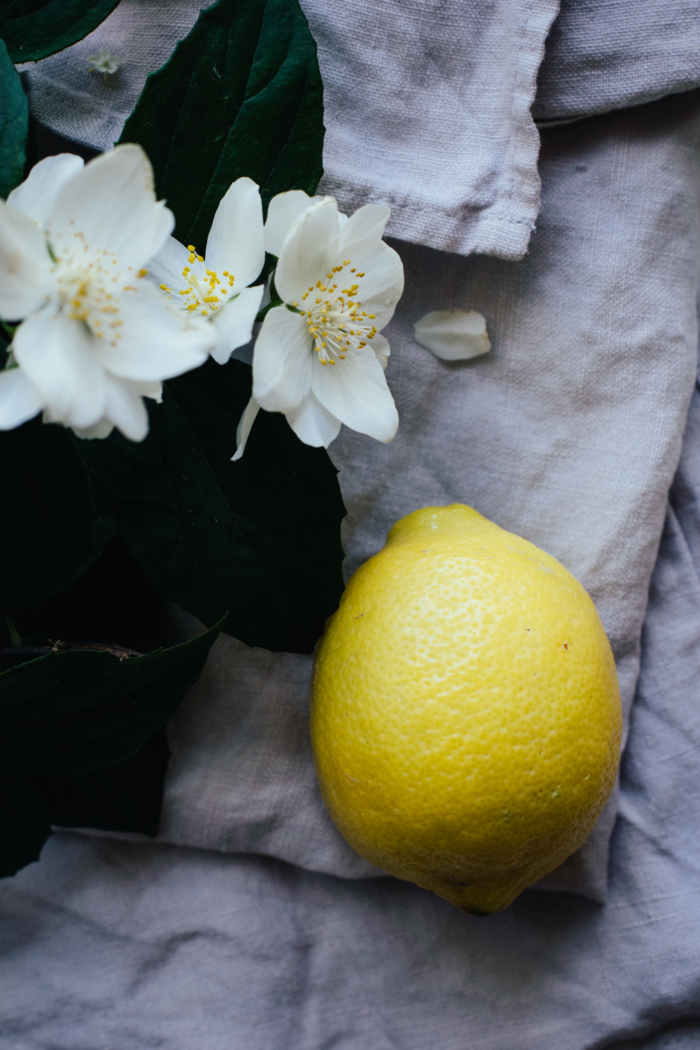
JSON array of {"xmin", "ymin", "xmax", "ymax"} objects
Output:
[{"xmin": 413, "ymin": 309, "xmax": 491, "ymax": 361}]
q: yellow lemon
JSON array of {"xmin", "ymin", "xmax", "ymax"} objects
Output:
[{"xmin": 311, "ymin": 504, "xmax": 622, "ymax": 915}]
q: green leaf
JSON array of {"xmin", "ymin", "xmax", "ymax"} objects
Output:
[
  {"xmin": 0, "ymin": 770, "xmax": 50, "ymax": 878},
  {"xmin": 32, "ymin": 726, "xmax": 171, "ymax": 837},
  {"xmin": 0, "ymin": 0, "xmax": 121, "ymax": 63},
  {"xmin": 119, "ymin": 0, "xmax": 324, "ymax": 248},
  {"xmin": 79, "ymin": 360, "xmax": 346, "ymax": 654},
  {"xmin": 0, "ymin": 620, "xmax": 222, "ymax": 877},
  {"xmin": 0, "ymin": 730, "xmax": 171, "ymax": 879},
  {"xmin": 0, "ymin": 38, "xmax": 27, "ymax": 199},
  {"xmin": 0, "ymin": 617, "xmax": 223, "ymax": 780},
  {"xmin": 8, "ymin": 536, "xmax": 170, "ymax": 657},
  {"xmin": 0, "ymin": 418, "xmax": 98, "ymax": 614}
]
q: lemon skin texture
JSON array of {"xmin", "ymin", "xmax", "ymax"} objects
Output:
[{"xmin": 310, "ymin": 504, "xmax": 622, "ymax": 915}]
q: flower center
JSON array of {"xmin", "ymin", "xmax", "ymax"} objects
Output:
[
  {"xmin": 50, "ymin": 230, "xmax": 143, "ymax": 347},
  {"xmin": 159, "ymin": 245, "xmax": 235, "ymax": 317},
  {"xmin": 293, "ymin": 259, "xmax": 377, "ymax": 365}
]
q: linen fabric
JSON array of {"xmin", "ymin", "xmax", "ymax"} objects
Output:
[
  {"xmin": 13, "ymin": 0, "xmax": 700, "ymax": 901},
  {"xmin": 19, "ymin": 0, "xmax": 218, "ymax": 155},
  {"xmin": 303, "ymin": 0, "xmax": 559, "ymax": 259},
  {"xmin": 21, "ymin": 0, "xmax": 700, "ymax": 260},
  {"xmin": 21, "ymin": 0, "xmax": 559, "ymax": 261},
  {"xmin": 534, "ymin": 0, "xmax": 700, "ymax": 123},
  {"xmin": 7, "ymin": 1, "xmax": 700, "ymax": 1044},
  {"xmin": 1, "ymin": 379, "xmax": 700, "ymax": 1045}
]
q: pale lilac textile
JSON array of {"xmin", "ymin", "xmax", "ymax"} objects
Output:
[
  {"xmin": 5, "ymin": 4, "xmax": 700, "ymax": 1046},
  {"xmin": 21, "ymin": 0, "xmax": 558, "ymax": 260},
  {"xmin": 535, "ymin": 0, "xmax": 700, "ymax": 122}
]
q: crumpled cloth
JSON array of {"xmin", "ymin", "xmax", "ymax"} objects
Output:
[
  {"xmin": 6, "ymin": 4, "xmax": 700, "ymax": 1041},
  {"xmin": 1, "ymin": 338, "xmax": 699, "ymax": 1049},
  {"xmin": 15, "ymin": 0, "xmax": 700, "ymax": 903},
  {"xmin": 19, "ymin": 0, "xmax": 218, "ymax": 157},
  {"xmin": 534, "ymin": 0, "xmax": 700, "ymax": 123},
  {"xmin": 21, "ymin": 0, "xmax": 700, "ymax": 260},
  {"xmin": 21, "ymin": 0, "xmax": 559, "ymax": 260}
]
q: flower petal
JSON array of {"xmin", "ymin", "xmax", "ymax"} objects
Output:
[
  {"xmin": 274, "ymin": 199, "xmax": 341, "ymax": 304},
  {"xmin": 338, "ymin": 205, "xmax": 390, "ymax": 251},
  {"xmin": 0, "ymin": 367, "xmax": 44, "ymax": 429},
  {"xmin": 72, "ymin": 417, "xmax": 115, "ymax": 440},
  {"xmin": 149, "ymin": 201, "xmax": 177, "ymax": 264},
  {"xmin": 146, "ymin": 235, "xmax": 192, "ymax": 290},
  {"xmin": 206, "ymin": 177, "xmax": 265, "ymax": 289},
  {"xmin": 286, "ymin": 390, "xmax": 341, "ymax": 448},
  {"xmin": 231, "ymin": 395, "xmax": 261, "ymax": 461},
  {"xmin": 72, "ymin": 379, "xmax": 161, "ymax": 441},
  {"xmin": 369, "ymin": 331, "xmax": 391, "ymax": 371},
  {"xmin": 413, "ymin": 309, "xmax": 491, "ymax": 361},
  {"xmin": 93, "ymin": 281, "xmax": 212, "ymax": 381},
  {"xmin": 329, "ymin": 238, "xmax": 404, "ymax": 330},
  {"xmin": 0, "ymin": 200, "xmax": 53, "ymax": 320},
  {"xmin": 47, "ymin": 145, "xmax": 174, "ymax": 271},
  {"xmin": 210, "ymin": 284, "xmax": 265, "ymax": 365},
  {"xmin": 103, "ymin": 376, "xmax": 150, "ymax": 441},
  {"xmin": 135, "ymin": 380, "xmax": 164, "ymax": 403},
  {"xmin": 311, "ymin": 340, "xmax": 398, "ymax": 443},
  {"xmin": 13, "ymin": 309, "xmax": 107, "ymax": 429},
  {"xmin": 8, "ymin": 154, "xmax": 84, "ymax": 227},
  {"xmin": 252, "ymin": 306, "xmax": 313, "ymax": 412},
  {"xmin": 264, "ymin": 190, "xmax": 326, "ymax": 257}
]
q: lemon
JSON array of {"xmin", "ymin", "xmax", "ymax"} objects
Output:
[{"xmin": 311, "ymin": 504, "xmax": 622, "ymax": 915}]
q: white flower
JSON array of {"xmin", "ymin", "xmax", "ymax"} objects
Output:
[
  {"xmin": 234, "ymin": 192, "xmax": 403, "ymax": 458},
  {"xmin": 0, "ymin": 146, "xmax": 213, "ymax": 441},
  {"xmin": 147, "ymin": 177, "xmax": 265, "ymax": 365},
  {"xmin": 413, "ymin": 310, "xmax": 491, "ymax": 361},
  {"xmin": 88, "ymin": 49, "xmax": 121, "ymax": 75}
]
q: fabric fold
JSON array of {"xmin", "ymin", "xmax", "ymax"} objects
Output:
[
  {"xmin": 301, "ymin": 0, "xmax": 560, "ymax": 260},
  {"xmin": 535, "ymin": 0, "xmax": 700, "ymax": 124}
]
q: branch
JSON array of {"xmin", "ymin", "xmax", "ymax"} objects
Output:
[{"xmin": 0, "ymin": 641, "xmax": 142, "ymax": 662}]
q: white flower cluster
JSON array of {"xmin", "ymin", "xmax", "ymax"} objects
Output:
[
  {"xmin": 0, "ymin": 146, "xmax": 405, "ymax": 455},
  {"xmin": 88, "ymin": 49, "xmax": 121, "ymax": 75}
]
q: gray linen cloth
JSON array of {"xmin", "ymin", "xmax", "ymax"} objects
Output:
[
  {"xmin": 16, "ymin": 0, "xmax": 700, "ymax": 902},
  {"xmin": 21, "ymin": 0, "xmax": 559, "ymax": 260},
  {"xmin": 534, "ymin": 0, "xmax": 700, "ymax": 123},
  {"xmin": 1, "ymin": 350, "xmax": 700, "ymax": 1047},
  {"xmin": 22, "ymin": 0, "xmax": 700, "ymax": 254},
  {"xmin": 4, "ymin": 2, "xmax": 700, "ymax": 1046}
]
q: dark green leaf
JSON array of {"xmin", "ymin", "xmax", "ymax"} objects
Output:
[
  {"xmin": 0, "ymin": 418, "xmax": 97, "ymax": 614},
  {"xmin": 0, "ymin": 38, "xmax": 27, "ymax": 198},
  {"xmin": 0, "ymin": 730, "xmax": 171, "ymax": 878},
  {"xmin": 0, "ymin": 616, "xmax": 223, "ymax": 779},
  {"xmin": 120, "ymin": 0, "xmax": 324, "ymax": 248},
  {"xmin": 0, "ymin": 770, "xmax": 50, "ymax": 878},
  {"xmin": 32, "ymin": 726, "xmax": 171, "ymax": 837},
  {"xmin": 79, "ymin": 359, "xmax": 346, "ymax": 654},
  {"xmin": 8, "ymin": 538, "xmax": 169, "ymax": 660},
  {"xmin": 1, "ymin": 0, "xmax": 121, "ymax": 63}
]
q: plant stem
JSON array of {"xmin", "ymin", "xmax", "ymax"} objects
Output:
[
  {"xmin": 0, "ymin": 641, "xmax": 142, "ymax": 661},
  {"xmin": 3, "ymin": 613, "xmax": 21, "ymax": 646},
  {"xmin": 255, "ymin": 298, "xmax": 283, "ymax": 323}
]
